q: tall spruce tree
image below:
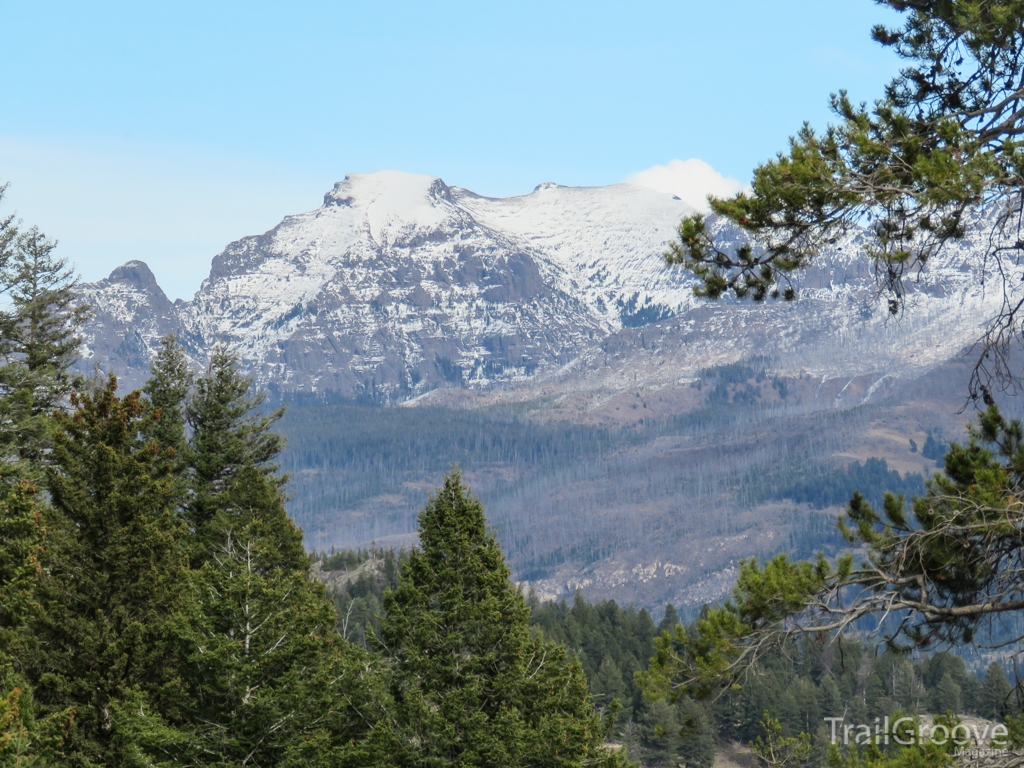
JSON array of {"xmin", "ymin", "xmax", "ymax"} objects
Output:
[
  {"xmin": 0, "ymin": 187, "xmax": 89, "ymax": 763},
  {"xmin": 0, "ymin": 185, "xmax": 17, "ymax": 370},
  {"xmin": 0, "ymin": 185, "xmax": 16, "ymax": 270},
  {"xmin": 26, "ymin": 376, "xmax": 188, "ymax": 766},
  {"xmin": 116, "ymin": 341, "xmax": 393, "ymax": 765},
  {"xmin": 380, "ymin": 470, "xmax": 629, "ymax": 767},
  {"xmin": 3, "ymin": 229, "xmax": 88, "ymax": 386},
  {"xmin": 185, "ymin": 347, "xmax": 304, "ymax": 570},
  {"xmin": 0, "ymin": 227, "xmax": 88, "ymax": 467},
  {"xmin": 142, "ymin": 334, "xmax": 192, "ymax": 460},
  {"xmin": 979, "ymin": 663, "xmax": 1015, "ymax": 720},
  {"xmin": 187, "ymin": 346, "xmax": 283, "ymax": 519}
]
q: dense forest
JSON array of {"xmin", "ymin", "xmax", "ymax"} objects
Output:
[
  {"xmin": 318, "ymin": 546, "xmax": 1024, "ymax": 768},
  {"xmin": 772, "ymin": 457, "xmax": 925, "ymax": 512},
  {"xmin": 0, "ymin": 339, "xmax": 629, "ymax": 764}
]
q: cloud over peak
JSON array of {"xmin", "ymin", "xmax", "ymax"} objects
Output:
[{"xmin": 625, "ymin": 159, "xmax": 744, "ymax": 213}]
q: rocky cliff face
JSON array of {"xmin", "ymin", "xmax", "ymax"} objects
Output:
[{"xmin": 78, "ymin": 260, "xmax": 191, "ymax": 382}]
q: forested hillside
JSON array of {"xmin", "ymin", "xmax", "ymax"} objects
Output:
[{"xmin": 281, "ymin": 356, "xmax": 944, "ymax": 613}]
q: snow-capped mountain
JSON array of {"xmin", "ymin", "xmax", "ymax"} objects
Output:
[
  {"xmin": 77, "ymin": 170, "xmax": 1015, "ymax": 398},
  {"xmin": 78, "ymin": 260, "xmax": 189, "ymax": 375},
  {"xmin": 78, "ymin": 171, "xmax": 700, "ymax": 395}
]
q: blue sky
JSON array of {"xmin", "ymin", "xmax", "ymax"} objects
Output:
[{"xmin": 1, "ymin": 1, "xmax": 902, "ymax": 300}]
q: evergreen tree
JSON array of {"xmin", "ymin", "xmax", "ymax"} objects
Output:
[
  {"xmin": 3, "ymin": 229, "xmax": 89, "ymax": 388},
  {"xmin": 632, "ymin": 696, "xmax": 713, "ymax": 768},
  {"xmin": 816, "ymin": 677, "xmax": 842, "ymax": 720},
  {"xmin": 0, "ymin": 185, "xmax": 17, "ymax": 371},
  {"xmin": 593, "ymin": 657, "xmax": 627, "ymax": 715},
  {"xmin": 187, "ymin": 346, "xmax": 284, "ymax": 522},
  {"xmin": 930, "ymin": 674, "xmax": 963, "ymax": 716},
  {"xmin": 634, "ymin": 699, "xmax": 685, "ymax": 768},
  {"xmin": 117, "ymin": 343, "xmax": 389, "ymax": 765},
  {"xmin": 978, "ymin": 662, "xmax": 1014, "ymax": 720},
  {"xmin": 380, "ymin": 470, "xmax": 628, "ymax": 767},
  {"xmin": 749, "ymin": 712, "xmax": 810, "ymax": 768},
  {"xmin": 658, "ymin": 604, "xmax": 680, "ymax": 634},
  {"xmin": 919, "ymin": 652, "xmax": 968, "ymax": 693},
  {"xmin": 517, "ymin": 637, "xmax": 624, "ymax": 767},
  {"xmin": 789, "ymin": 676, "xmax": 821, "ymax": 735},
  {"xmin": 124, "ymin": 528, "xmax": 393, "ymax": 767},
  {"xmin": 866, "ymin": 669, "xmax": 894, "ymax": 718},
  {"xmin": 0, "ymin": 186, "xmax": 87, "ymax": 764},
  {"xmin": 0, "ymin": 476, "xmax": 44, "ymax": 635},
  {"xmin": 142, "ymin": 334, "xmax": 192, "ymax": 460},
  {"xmin": 664, "ymin": 1, "xmax": 1024, "ymax": 396},
  {"xmin": 922, "ymin": 433, "xmax": 945, "ymax": 463},
  {"xmin": 0, "ymin": 475, "xmax": 69, "ymax": 764},
  {"xmin": 0, "ymin": 184, "xmax": 17, "ymax": 269},
  {"xmin": 0, "ymin": 226, "xmax": 88, "ymax": 468},
  {"xmin": 185, "ymin": 347, "xmax": 304, "ymax": 570},
  {"xmin": 26, "ymin": 376, "xmax": 187, "ymax": 766},
  {"xmin": 920, "ymin": 653, "xmax": 971, "ymax": 714},
  {"xmin": 894, "ymin": 663, "xmax": 925, "ymax": 714},
  {"xmin": 676, "ymin": 698, "xmax": 715, "ymax": 768}
]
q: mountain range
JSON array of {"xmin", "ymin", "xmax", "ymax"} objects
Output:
[
  {"xmin": 80, "ymin": 169, "xmax": 1002, "ymax": 399},
  {"xmin": 77, "ymin": 170, "xmax": 1016, "ymax": 611}
]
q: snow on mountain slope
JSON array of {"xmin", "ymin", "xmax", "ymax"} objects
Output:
[
  {"xmin": 77, "ymin": 261, "xmax": 192, "ymax": 386},
  {"xmin": 454, "ymin": 182, "xmax": 696, "ymax": 327}
]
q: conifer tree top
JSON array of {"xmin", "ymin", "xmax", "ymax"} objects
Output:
[{"xmin": 417, "ymin": 469, "xmax": 494, "ymax": 567}]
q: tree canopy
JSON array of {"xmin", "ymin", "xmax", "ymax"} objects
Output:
[
  {"xmin": 641, "ymin": 405, "xmax": 1024, "ymax": 708},
  {"xmin": 0, "ymin": 188, "xmax": 88, "ymax": 470},
  {"xmin": 379, "ymin": 469, "xmax": 629, "ymax": 767},
  {"xmin": 665, "ymin": 0, "xmax": 1024, "ymax": 400}
]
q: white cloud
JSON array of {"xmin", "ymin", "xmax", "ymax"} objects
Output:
[{"xmin": 625, "ymin": 158, "xmax": 744, "ymax": 213}]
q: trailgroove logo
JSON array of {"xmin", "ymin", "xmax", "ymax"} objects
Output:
[{"xmin": 824, "ymin": 717, "xmax": 1009, "ymax": 747}]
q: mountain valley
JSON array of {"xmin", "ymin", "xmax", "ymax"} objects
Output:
[{"xmin": 76, "ymin": 170, "xmax": 1022, "ymax": 612}]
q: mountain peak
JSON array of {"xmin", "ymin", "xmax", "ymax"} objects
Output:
[
  {"xmin": 107, "ymin": 260, "xmax": 160, "ymax": 292},
  {"xmin": 323, "ymin": 170, "xmax": 452, "ymax": 208},
  {"xmin": 320, "ymin": 171, "xmax": 458, "ymax": 243}
]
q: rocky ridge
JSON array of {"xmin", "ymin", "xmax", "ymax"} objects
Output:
[
  {"xmin": 80, "ymin": 172, "xmax": 703, "ymax": 395},
  {"xmin": 78, "ymin": 171, "xmax": 1019, "ymax": 400}
]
